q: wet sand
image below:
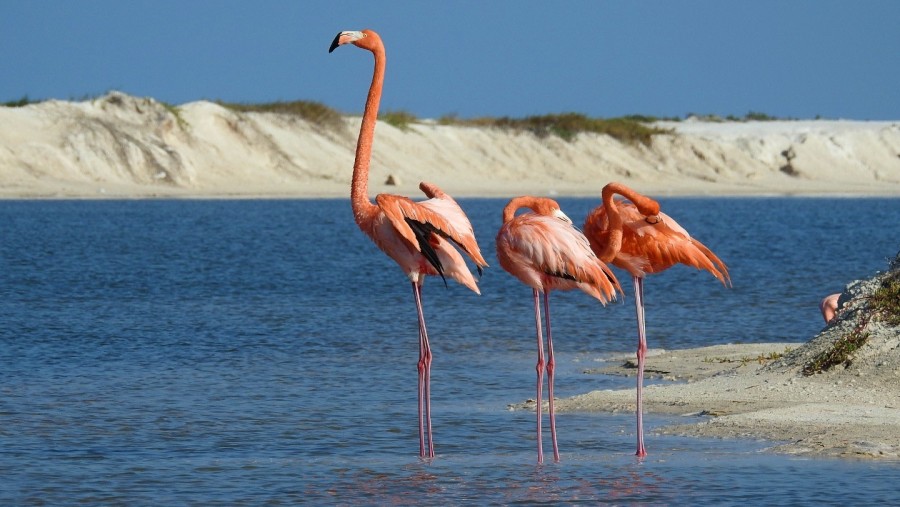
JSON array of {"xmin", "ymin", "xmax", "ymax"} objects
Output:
[{"xmin": 552, "ymin": 342, "xmax": 900, "ymax": 459}]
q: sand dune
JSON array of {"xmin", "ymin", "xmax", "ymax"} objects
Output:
[{"xmin": 1, "ymin": 91, "xmax": 899, "ymax": 198}]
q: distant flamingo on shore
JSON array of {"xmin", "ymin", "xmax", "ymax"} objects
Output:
[
  {"xmin": 583, "ymin": 182, "xmax": 730, "ymax": 457},
  {"xmin": 329, "ymin": 29, "xmax": 489, "ymax": 459},
  {"xmin": 496, "ymin": 196, "xmax": 621, "ymax": 463},
  {"xmin": 820, "ymin": 293, "xmax": 841, "ymax": 323}
]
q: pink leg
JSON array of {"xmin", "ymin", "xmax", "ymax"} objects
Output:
[
  {"xmin": 532, "ymin": 289, "xmax": 545, "ymax": 464},
  {"xmin": 412, "ymin": 282, "xmax": 434, "ymax": 458},
  {"xmin": 543, "ymin": 292, "xmax": 560, "ymax": 462},
  {"xmin": 633, "ymin": 276, "xmax": 647, "ymax": 457}
]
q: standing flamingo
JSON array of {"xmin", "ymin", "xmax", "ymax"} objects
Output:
[
  {"xmin": 583, "ymin": 182, "xmax": 730, "ymax": 457},
  {"xmin": 329, "ymin": 29, "xmax": 489, "ymax": 459},
  {"xmin": 496, "ymin": 196, "xmax": 621, "ymax": 463}
]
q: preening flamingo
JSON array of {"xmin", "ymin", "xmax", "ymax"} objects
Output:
[
  {"xmin": 496, "ymin": 196, "xmax": 621, "ymax": 463},
  {"xmin": 820, "ymin": 293, "xmax": 841, "ymax": 323},
  {"xmin": 329, "ymin": 29, "xmax": 489, "ymax": 459},
  {"xmin": 583, "ymin": 182, "xmax": 730, "ymax": 457}
]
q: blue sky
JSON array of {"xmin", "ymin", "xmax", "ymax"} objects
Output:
[{"xmin": 2, "ymin": 1, "xmax": 899, "ymax": 120}]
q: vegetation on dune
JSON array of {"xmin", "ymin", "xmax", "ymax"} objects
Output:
[
  {"xmin": 436, "ymin": 112, "xmax": 671, "ymax": 145},
  {"xmin": 220, "ymin": 102, "xmax": 675, "ymax": 145},
  {"xmin": 871, "ymin": 267, "xmax": 900, "ymax": 326},
  {"xmin": 685, "ymin": 111, "xmax": 798, "ymax": 122},
  {"xmin": 216, "ymin": 99, "xmax": 345, "ymax": 131},
  {"xmin": 379, "ymin": 110, "xmax": 417, "ymax": 131},
  {"xmin": 2, "ymin": 95, "xmax": 38, "ymax": 107},
  {"xmin": 801, "ymin": 326, "xmax": 871, "ymax": 376}
]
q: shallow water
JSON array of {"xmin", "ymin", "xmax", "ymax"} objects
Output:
[{"xmin": 1, "ymin": 198, "xmax": 898, "ymax": 504}]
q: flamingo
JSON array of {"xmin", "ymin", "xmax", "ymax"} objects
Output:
[
  {"xmin": 496, "ymin": 196, "xmax": 621, "ymax": 463},
  {"xmin": 820, "ymin": 293, "xmax": 841, "ymax": 323},
  {"xmin": 329, "ymin": 29, "xmax": 489, "ymax": 459},
  {"xmin": 583, "ymin": 182, "xmax": 730, "ymax": 457}
]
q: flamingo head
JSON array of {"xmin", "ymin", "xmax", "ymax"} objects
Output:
[
  {"xmin": 532, "ymin": 197, "xmax": 572, "ymax": 223},
  {"xmin": 329, "ymin": 29, "xmax": 381, "ymax": 53},
  {"xmin": 551, "ymin": 207, "xmax": 573, "ymax": 224}
]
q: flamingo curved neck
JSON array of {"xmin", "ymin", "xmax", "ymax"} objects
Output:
[
  {"xmin": 594, "ymin": 183, "xmax": 661, "ymax": 263},
  {"xmin": 593, "ymin": 187, "xmax": 625, "ymax": 262},
  {"xmin": 351, "ymin": 42, "xmax": 386, "ymax": 224},
  {"xmin": 603, "ymin": 183, "xmax": 660, "ymax": 216},
  {"xmin": 502, "ymin": 196, "xmax": 534, "ymax": 223}
]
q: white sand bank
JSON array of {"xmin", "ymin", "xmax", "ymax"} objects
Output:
[{"xmin": 2, "ymin": 92, "xmax": 899, "ymax": 198}]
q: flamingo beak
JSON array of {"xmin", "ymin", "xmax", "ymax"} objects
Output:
[
  {"xmin": 553, "ymin": 209, "xmax": 573, "ymax": 224},
  {"xmin": 328, "ymin": 33, "xmax": 343, "ymax": 53},
  {"xmin": 329, "ymin": 30, "xmax": 365, "ymax": 53}
]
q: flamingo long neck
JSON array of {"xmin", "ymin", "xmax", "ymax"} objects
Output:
[
  {"xmin": 595, "ymin": 183, "xmax": 661, "ymax": 262},
  {"xmin": 350, "ymin": 40, "xmax": 386, "ymax": 227}
]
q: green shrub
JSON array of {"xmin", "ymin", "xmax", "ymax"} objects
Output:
[
  {"xmin": 2, "ymin": 95, "xmax": 36, "ymax": 107},
  {"xmin": 379, "ymin": 110, "xmax": 418, "ymax": 131},
  {"xmin": 801, "ymin": 329, "xmax": 870, "ymax": 376},
  {"xmin": 217, "ymin": 100, "xmax": 344, "ymax": 131},
  {"xmin": 745, "ymin": 111, "xmax": 779, "ymax": 121},
  {"xmin": 434, "ymin": 112, "xmax": 668, "ymax": 145},
  {"xmin": 872, "ymin": 269, "xmax": 900, "ymax": 326}
]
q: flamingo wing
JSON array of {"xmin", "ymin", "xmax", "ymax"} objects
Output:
[
  {"xmin": 622, "ymin": 209, "xmax": 730, "ymax": 285},
  {"xmin": 377, "ymin": 187, "xmax": 488, "ymax": 270},
  {"xmin": 418, "ymin": 182, "xmax": 488, "ymax": 268},
  {"xmin": 375, "ymin": 192, "xmax": 486, "ymax": 291}
]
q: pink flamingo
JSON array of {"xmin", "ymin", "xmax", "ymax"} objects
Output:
[
  {"xmin": 583, "ymin": 182, "xmax": 730, "ymax": 457},
  {"xmin": 330, "ymin": 29, "xmax": 489, "ymax": 458},
  {"xmin": 496, "ymin": 196, "xmax": 621, "ymax": 463},
  {"xmin": 820, "ymin": 293, "xmax": 841, "ymax": 323}
]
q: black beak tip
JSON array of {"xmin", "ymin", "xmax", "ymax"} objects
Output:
[{"xmin": 328, "ymin": 33, "xmax": 342, "ymax": 53}]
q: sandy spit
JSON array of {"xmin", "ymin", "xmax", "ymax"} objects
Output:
[
  {"xmin": 2, "ymin": 92, "xmax": 900, "ymax": 199},
  {"xmin": 552, "ymin": 343, "xmax": 900, "ymax": 460},
  {"xmin": 539, "ymin": 260, "xmax": 900, "ymax": 460}
]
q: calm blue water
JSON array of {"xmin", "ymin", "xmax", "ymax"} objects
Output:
[{"xmin": 1, "ymin": 197, "xmax": 898, "ymax": 505}]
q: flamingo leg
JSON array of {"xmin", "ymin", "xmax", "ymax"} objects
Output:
[
  {"xmin": 532, "ymin": 288, "xmax": 545, "ymax": 464},
  {"xmin": 412, "ymin": 282, "xmax": 434, "ymax": 458},
  {"xmin": 633, "ymin": 275, "xmax": 648, "ymax": 457},
  {"xmin": 543, "ymin": 291, "xmax": 560, "ymax": 462}
]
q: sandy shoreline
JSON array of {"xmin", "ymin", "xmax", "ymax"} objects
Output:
[{"xmin": 548, "ymin": 342, "xmax": 900, "ymax": 460}]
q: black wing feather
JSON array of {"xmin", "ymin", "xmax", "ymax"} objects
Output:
[{"xmin": 405, "ymin": 218, "xmax": 449, "ymax": 288}]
